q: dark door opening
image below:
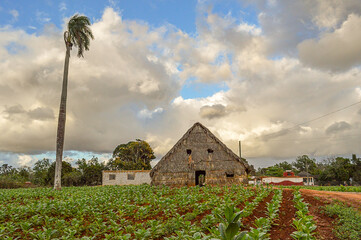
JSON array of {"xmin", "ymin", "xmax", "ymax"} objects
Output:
[{"xmin": 195, "ymin": 170, "xmax": 206, "ymax": 186}]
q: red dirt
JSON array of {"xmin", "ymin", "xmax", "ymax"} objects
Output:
[
  {"xmin": 269, "ymin": 189, "xmax": 296, "ymax": 240},
  {"xmin": 241, "ymin": 192, "xmax": 274, "ymax": 230},
  {"xmin": 300, "ymin": 189, "xmax": 361, "ymax": 211},
  {"xmin": 301, "ymin": 192, "xmax": 339, "ymax": 240},
  {"xmin": 236, "ymin": 195, "xmax": 256, "ymax": 210},
  {"xmin": 191, "ymin": 209, "xmax": 212, "ymax": 224}
]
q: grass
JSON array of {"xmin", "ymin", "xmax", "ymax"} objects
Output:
[
  {"xmin": 278, "ymin": 185, "xmax": 361, "ymax": 192},
  {"xmin": 322, "ymin": 201, "xmax": 361, "ymax": 240}
]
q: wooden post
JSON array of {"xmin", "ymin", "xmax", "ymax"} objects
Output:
[
  {"xmin": 238, "ymin": 141, "xmax": 242, "ymax": 159},
  {"xmin": 306, "ymin": 160, "xmax": 309, "ymax": 186}
]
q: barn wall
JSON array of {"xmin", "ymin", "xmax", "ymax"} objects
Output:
[
  {"xmin": 151, "ymin": 124, "xmax": 248, "ymax": 186},
  {"xmin": 102, "ymin": 170, "xmax": 151, "ymax": 186}
]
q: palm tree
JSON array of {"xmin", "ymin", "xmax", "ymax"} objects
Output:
[{"xmin": 54, "ymin": 15, "xmax": 94, "ymax": 190}]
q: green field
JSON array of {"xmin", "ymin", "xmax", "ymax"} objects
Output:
[
  {"xmin": 278, "ymin": 185, "xmax": 361, "ymax": 192},
  {"xmin": 0, "ymin": 185, "xmax": 275, "ymax": 239},
  {"xmin": 1, "ymin": 185, "xmax": 359, "ymax": 240}
]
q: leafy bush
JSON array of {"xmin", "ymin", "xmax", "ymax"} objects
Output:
[{"xmin": 323, "ymin": 202, "xmax": 361, "ymax": 240}]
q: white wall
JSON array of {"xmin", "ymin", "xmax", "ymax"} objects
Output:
[
  {"xmin": 262, "ymin": 177, "xmax": 303, "ymax": 184},
  {"xmin": 102, "ymin": 170, "xmax": 151, "ymax": 185}
]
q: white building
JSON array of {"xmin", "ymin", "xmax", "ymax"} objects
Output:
[
  {"xmin": 102, "ymin": 170, "xmax": 151, "ymax": 186},
  {"xmin": 249, "ymin": 173, "xmax": 314, "ymax": 186},
  {"xmin": 261, "ymin": 176, "xmax": 314, "ymax": 186}
]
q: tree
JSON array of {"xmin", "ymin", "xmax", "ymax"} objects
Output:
[
  {"xmin": 54, "ymin": 15, "xmax": 94, "ymax": 190},
  {"xmin": 108, "ymin": 139, "xmax": 156, "ymax": 170},
  {"xmin": 351, "ymin": 154, "xmax": 361, "ymax": 184},
  {"xmin": 265, "ymin": 166, "xmax": 284, "ymax": 177},
  {"xmin": 33, "ymin": 158, "xmax": 52, "ymax": 186},
  {"xmin": 0, "ymin": 164, "xmax": 17, "ymax": 175},
  {"xmin": 275, "ymin": 161, "xmax": 293, "ymax": 171},
  {"xmin": 292, "ymin": 155, "xmax": 317, "ymax": 174},
  {"xmin": 76, "ymin": 157, "xmax": 106, "ymax": 185},
  {"xmin": 50, "ymin": 161, "xmax": 74, "ymax": 187}
]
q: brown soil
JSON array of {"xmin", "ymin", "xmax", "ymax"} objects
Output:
[
  {"xmin": 300, "ymin": 189, "xmax": 361, "ymax": 211},
  {"xmin": 269, "ymin": 189, "xmax": 296, "ymax": 240},
  {"xmin": 301, "ymin": 192, "xmax": 339, "ymax": 240},
  {"xmin": 241, "ymin": 192, "xmax": 274, "ymax": 230},
  {"xmin": 236, "ymin": 195, "xmax": 256, "ymax": 210}
]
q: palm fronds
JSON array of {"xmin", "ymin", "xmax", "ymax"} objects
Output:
[{"xmin": 66, "ymin": 14, "xmax": 94, "ymax": 57}]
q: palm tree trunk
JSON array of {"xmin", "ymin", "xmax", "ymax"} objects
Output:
[{"xmin": 54, "ymin": 45, "xmax": 71, "ymax": 190}]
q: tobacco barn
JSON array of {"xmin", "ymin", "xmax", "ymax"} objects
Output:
[{"xmin": 150, "ymin": 122, "xmax": 249, "ymax": 186}]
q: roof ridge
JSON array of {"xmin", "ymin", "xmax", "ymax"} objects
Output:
[{"xmin": 150, "ymin": 122, "xmax": 249, "ymax": 176}]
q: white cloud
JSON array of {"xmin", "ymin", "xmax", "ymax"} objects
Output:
[
  {"xmin": 298, "ymin": 14, "xmax": 361, "ymax": 71},
  {"xmin": 18, "ymin": 155, "xmax": 35, "ymax": 166},
  {"xmin": 9, "ymin": 9, "xmax": 19, "ymax": 21},
  {"xmin": 36, "ymin": 11, "xmax": 51, "ymax": 24},
  {"xmin": 138, "ymin": 107, "xmax": 164, "ymax": 119},
  {"xmin": 0, "ymin": 4, "xmax": 361, "ymax": 168},
  {"xmin": 59, "ymin": 2, "xmax": 66, "ymax": 12}
]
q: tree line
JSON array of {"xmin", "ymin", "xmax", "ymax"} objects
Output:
[
  {"xmin": 254, "ymin": 154, "xmax": 361, "ymax": 185},
  {"xmin": 0, "ymin": 157, "xmax": 106, "ymax": 189},
  {"xmin": 0, "ymin": 139, "xmax": 155, "ymax": 189}
]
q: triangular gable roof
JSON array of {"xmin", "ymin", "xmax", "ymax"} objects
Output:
[{"xmin": 150, "ymin": 122, "xmax": 249, "ymax": 176}]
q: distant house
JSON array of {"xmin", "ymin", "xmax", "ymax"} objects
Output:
[
  {"xmin": 150, "ymin": 122, "xmax": 249, "ymax": 186},
  {"xmin": 297, "ymin": 171, "xmax": 315, "ymax": 186},
  {"xmin": 250, "ymin": 170, "xmax": 314, "ymax": 186},
  {"xmin": 102, "ymin": 170, "xmax": 151, "ymax": 186}
]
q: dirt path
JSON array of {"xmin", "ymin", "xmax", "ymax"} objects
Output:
[
  {"xmin": 300, "ymin": 189, "xmax": 361, "ymax": 211},
  {"xmin": 301, "ymin": 193, "xmax": 339, "ymax": 239},
  {"xmin": 241, "ymin": 192, "xmax": 274, "ymax": 230},
  {"xmin": 269, "ymin": 189, "xmax": 296, "ymax": 240}
]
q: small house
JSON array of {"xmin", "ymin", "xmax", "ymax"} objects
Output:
[
  {"xmin": 102, "ymin": 170, "xmax": 151, "ymax": 186},
  {"xmin": 250, "ymin": 171, "xmax": 314, "ymax": 186}
]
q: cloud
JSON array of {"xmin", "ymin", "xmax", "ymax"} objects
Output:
[
  {"xmin": 4, "ymin": 105, "xmax": 54, "ymax": 121},
  {"xmin": 298, "ymin": 14, "xmax": 361, "ymax": 71},
  {"xmin": 199, "ymin": 104, "xmax": 227, "ymax": 119},
  {"xmin": 9, "ymin": 10, "xmax": 19, "ymax": 22},
  {"xmin": 4, "ymin": 104, "xmax": 25, "ymax": 115},
  {"xmin": 28, "ymin": 107, "xmax": 54, "ymax": 120},
  {"xmin": 59, "ymin": 2, "xmax": 66, "ymax": 12},
  {"xmin": 1, "ymin": 4, "xmax": 361, "ymax": 168},
  {"xmin": 325, "ymin": 121, "xmax": 352, "ymax": 135},
  {"xmin": 241, "ymin": 0, "xmax": 361, "ymax": 56},
  {"xmin": 138, "ymin": 107, "xmax": 163, "ymax": 119},
  {"xmin": 36, "ymin": 11, "xmax": 51, "ymax": 24},
  {"xmin": 18, "ymin": 155, "xmax": 36, "ymax": 166}
]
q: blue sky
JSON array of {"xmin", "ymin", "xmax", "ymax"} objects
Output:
[
  {"xmin": 0, "ymin": 0, "xmax": 198, "ymax": 33},
  {"xmin": 1, "ymin": 1, "xmax": 361, "ymax": 169},
  {"xmin": 0, "ymin": 0, "xmax": 253, "ymax": 100},
  {"xmin": 0, "ymin": 0, "xmax": 258, "ymax": 34}
]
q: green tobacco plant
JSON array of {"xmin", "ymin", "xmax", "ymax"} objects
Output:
[
  {"xmin": 291, "ymin": 190, "xmax": 317, "ymax": 240},
  {"xmin": 213, "ymin": 205, "xmax": 248, "ymax": 240},
  {"xmin": 322, "ymin": 202, "xmax": 361, "ymax": 239}
]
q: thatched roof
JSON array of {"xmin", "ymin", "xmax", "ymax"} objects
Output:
[{"xmin": 150, "ymin": 122, "xmax": 249, "ymax": 176}]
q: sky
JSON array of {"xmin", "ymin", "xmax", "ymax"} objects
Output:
[{"xmin": 1, "ymin": 0, "xmax": 361, "ymax": 169}]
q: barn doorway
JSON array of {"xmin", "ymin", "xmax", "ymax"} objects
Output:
[{"xmin": 195, "ymin": 170, "xmax": 206, "ymax": 186}]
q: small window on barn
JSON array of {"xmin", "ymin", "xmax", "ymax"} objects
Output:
[
  {"xmin": 187, "ymin": 149, "xmax": 192, "ymax": 155},
  {"xmin": 226, "ymin": 173, "xmax": 234, "ymax": 178},
  {"xmin": 109, "ymin": 174, "xmax": 116, "ymax": 180},
  {"xmin": 207, "ymin": 148, "xmax": 214, "ymax": 153},
  {"xmin": 127, "ymin": 173, "xmax": 135, "ymax": 180}
]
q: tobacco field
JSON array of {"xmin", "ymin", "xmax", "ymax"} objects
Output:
[{"xmin": 0, "ymin": 185, "xmax": 359, "ymax": 239}]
